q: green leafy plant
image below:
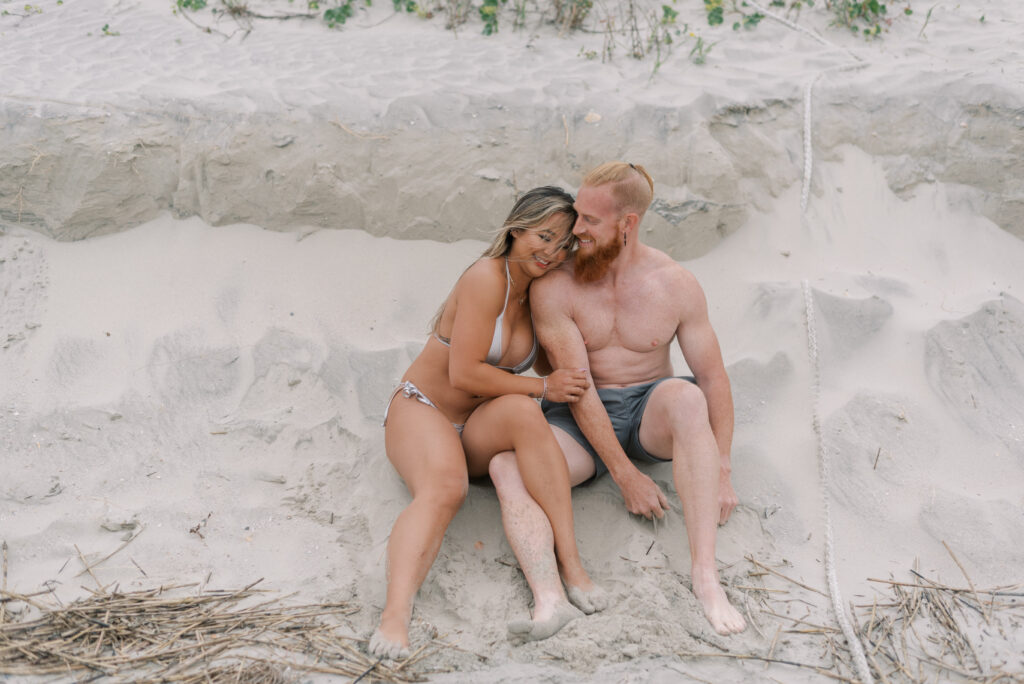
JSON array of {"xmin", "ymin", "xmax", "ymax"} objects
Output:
[
  {"xmin": 478, "ymin": 0, "xmax": 503, "ymax": 34},
  {"xmin": 100, "ymin": 22, "xmax": 120, "ymax": 34},
  {"xmin": 689, "ymin": 33, "xmax": 715, "ymax": 63},
  {"xmin": 703, "ymin": 0, "xmax": 723, "ymax": 25},
  {"xmin": 826, "ymin": 0, "xmax": 889, "ymax": 36},
  {"xmin": 176, "ymin": 0, "xmax": 207, "ymax": 10}
]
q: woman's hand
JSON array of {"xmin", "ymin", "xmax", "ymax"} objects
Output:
[{"xmin": 544, "ymin": 369, "xmax": 590, "ymax": 403}]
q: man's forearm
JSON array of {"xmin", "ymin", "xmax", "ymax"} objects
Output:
[
  {"xmin": 700, "ymin": 373, "xmax": 735, "ymax": 468},
  {"xmin": 569, "ymin": 389, "xmax": 635, "ymax": 479}
]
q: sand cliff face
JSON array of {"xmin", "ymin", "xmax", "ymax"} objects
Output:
[
  {"xmin": 1, "ymin": 1, "xmax": 1022, "ymax": 254},
  {"xmin": 2, "ymin": 85, "xmax": 1022, "ymax": 255}
]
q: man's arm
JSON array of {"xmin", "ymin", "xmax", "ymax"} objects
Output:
[
  {"xmin": 532, "ymin": 274, "xmax": 669, "ymax": 519},
  {"xmin": 675, "ymin": 272, "xmax": 737, "ymax": 524}
]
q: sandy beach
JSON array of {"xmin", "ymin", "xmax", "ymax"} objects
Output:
[{"xmin": 2, "ymin": 0, "xmax": 1023, "ymax": 681}]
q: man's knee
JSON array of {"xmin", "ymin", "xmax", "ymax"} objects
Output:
[
  {"xmin": 659, "ymin": 379, "xmax": 710, "ymax": 428},
  {"xmin": 488, "ymin": 450, "xmax": 519, "ymax": 484}
]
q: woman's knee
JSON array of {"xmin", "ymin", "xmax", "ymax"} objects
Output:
[
  {"xmin": 415, "ymin": 475, "xmax": 468, "ymax": 512},
  {"xmin": 490, "ymin": 394, "xmax": 548, "ymax": 431}
]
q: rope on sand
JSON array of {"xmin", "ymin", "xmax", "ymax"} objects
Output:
[
  {"xmin": 745, "ymin": 0, "xmax": 864, "ymax": 63},
  {"xmin": 800, "ymin": 74, "xmax": 873, "ymax": 684}
]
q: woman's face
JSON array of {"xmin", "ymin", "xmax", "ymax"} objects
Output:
[{"xmin": 512, "ymin": 213, "xmax": 575, "ymax": 278}]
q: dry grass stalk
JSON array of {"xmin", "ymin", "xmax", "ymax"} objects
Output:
[
  {"xmin": 0, "ymin": 581, "xmax": 434, "ymax": 683},
  {"xmin": 851, "ymin": 566, "xmax": 1024, "ymax": 684},
  {"xmin": 746, "ymin": 555, "xmax": 828, "ymax": 597}
]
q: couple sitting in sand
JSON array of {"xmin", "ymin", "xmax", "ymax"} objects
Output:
[{"xmin": 372, "ymin": 162, "xmax": 746, "ymax": 659}]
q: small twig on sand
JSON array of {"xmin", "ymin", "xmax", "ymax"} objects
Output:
[
  {"xmin": 746, "ymin": 556, "xmax": 827, "ymax": 597},
  {"xmin": 331, "ymin": 120, "xmax": 389, "ymax": 141},
  {"xmin": 75, "ymin": 526, "xmax": 145, "ymax": 578},
  {"xmin": 680, "ymin": 651, "xmax": 858, "ymax": 682},
  {"xmin": 1, "ymin": 540, "xmax": 7, "ymax": 623},
  {"xmin": 74, "ymin": 545, "xmax": 104, "ymax": 591},
  {"xmin": 942, "ymin": 540, "xmax": 990, "ymax": 624},
  {"xmin": 352, "ymin": 655, "xmax": 384, "ymax": 683}
]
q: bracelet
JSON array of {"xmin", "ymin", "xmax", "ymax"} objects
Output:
[{"xmin": 540, "ymin": 376, "xmax": 548, "ymax": 401}]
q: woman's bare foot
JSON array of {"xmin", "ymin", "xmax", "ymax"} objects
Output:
[
  {"xmin": 369, "ymin": 615, "xmax": 411, "ymax": 659},
  {"xmin": 507, "ymin": 601, "xmax": 583, "ymax": 641},
  {"xmin": 691, "ymin": 570, "xmax": 746, "ymax": 635},
  {"xmin": 565, "ymin": 583, "xmax": 610, "ymax": 615}
]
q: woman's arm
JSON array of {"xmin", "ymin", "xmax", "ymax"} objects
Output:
[{"xmin": 446, "ymin": 260, "xmax": 548, "ymax": 399}]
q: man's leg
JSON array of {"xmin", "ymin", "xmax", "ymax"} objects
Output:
[
  {"xmin": 638, "ymin": 379, "xmax": 746, "ymax": 635},
  {"xmin": 489, "ymin": 428, "xmax": 606, "ymax": 640}
]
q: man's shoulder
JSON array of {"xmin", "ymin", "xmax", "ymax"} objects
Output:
[
  {"xmin": 638, "ymin": 246, "xmax": 698, "ymax": 287},
  {"xmin": 532, "ymin": 263, "xmax": 575, "ymax": 297}
]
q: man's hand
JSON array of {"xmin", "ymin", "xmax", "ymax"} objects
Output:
[
  {"xmin": 614, "ymin": 467, "xmax": 669, "ymax": 520},
  {"xmin": 718, "ymin": 465, "xmax": 738, "ymax": 525}
]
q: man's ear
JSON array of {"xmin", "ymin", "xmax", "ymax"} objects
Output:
[{"xmin": 622, "ymin": 212, "xmax": 640, "ymax": 237}]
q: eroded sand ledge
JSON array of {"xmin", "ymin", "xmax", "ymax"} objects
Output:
[
  {"xmin": 2, "ymin": 81, "xmax": 1022, "ymax": 256},
  {"xmin": 2, "ymin": 0, "xmax": 1023, "ymax": 253}
]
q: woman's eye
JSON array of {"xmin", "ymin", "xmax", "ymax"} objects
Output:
[{"xmin": 540, "ymin": 234, "xmax": 552, "ymax": 242}]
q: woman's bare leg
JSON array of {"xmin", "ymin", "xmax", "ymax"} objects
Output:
[{"xmin": 372, "ymin": 396, "xmax": 468, "ymax": 658}]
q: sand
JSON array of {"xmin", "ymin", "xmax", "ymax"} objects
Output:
[{"xmin": 2, "ymin": 0, "xmax": 1023, "ymax": 681}]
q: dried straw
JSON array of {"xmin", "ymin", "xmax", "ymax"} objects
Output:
[{"xmin": 0, "ymin": 580, "xmax": 432, "ymax": 683}]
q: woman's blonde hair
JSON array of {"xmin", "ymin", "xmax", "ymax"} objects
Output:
[
  {"xmin": 480, "ymin": 186, "xmax": 577, "ymax": 257},
  {"xmin": 430, "ymin": 186, "xmax": 577, "ymax": 335}
]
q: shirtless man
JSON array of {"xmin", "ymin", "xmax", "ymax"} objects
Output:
[{"xmin": 487, "ymin": 162, "xmax": 746, "ymax": 636}]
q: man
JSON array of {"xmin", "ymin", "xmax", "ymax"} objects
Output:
[{"xmin": 488, "ymin": 162, "xmax": 746, "ymax": 637}]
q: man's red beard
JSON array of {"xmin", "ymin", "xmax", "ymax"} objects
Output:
[{"xmin": 574, "ymin": 237, "xmax": 622, "ymax": 283}]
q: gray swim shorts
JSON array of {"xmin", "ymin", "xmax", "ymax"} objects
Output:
[{"xmin": 541, "ymin": 376, "xmax": 696, "ymax": 482}]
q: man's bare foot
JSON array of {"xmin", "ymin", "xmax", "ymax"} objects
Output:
[
  {"xmin": 692, "ymin": 571, "xmax": 746, "ymax": 635},
  {"xmin": 369, "ymin": 617, "xmax": 410, "ymax": 659},
  {"xmin": 566, "ymin": 584, "xmax": 610, "ymax": 615},
  {"xmin": 508, "ymin": 601, "xmax": 583, "ymax": 641}
]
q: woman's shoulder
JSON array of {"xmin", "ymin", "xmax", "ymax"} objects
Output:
[{"xmin": 454, "ymin": 257, "xmax": 506, "ymax": 296}]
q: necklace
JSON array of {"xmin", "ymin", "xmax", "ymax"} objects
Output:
[{"xmin": 506, "ymin": 257, "xmax": 528, "ymax": 306}]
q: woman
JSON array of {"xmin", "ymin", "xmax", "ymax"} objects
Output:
[{"xmin": 372, "ymin": 187, "xmax": 604, "ymax": 658}]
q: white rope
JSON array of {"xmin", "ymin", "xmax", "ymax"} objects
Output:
[
  {"xmin": 800, "ymin": 69, "xmax": 874, "ymax": 684},
  {"xmin": 745, "ymin": 0, "xmax": 864, "ymax": 63},
  {"xmin": 800, "ymin": 74, "xmax": 821, "ymax": 213},
  {"xmin": 802, "ymin": 281, "xmax": 873, "ymax": 684}
]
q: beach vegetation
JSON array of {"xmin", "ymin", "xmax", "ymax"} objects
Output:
[
  {"xmin": 478, "ymin": 0, "xmax": 502, "ymax": 34},
  {"xmin": 100, "ymin": 22, "xmax": 120, "ymax": 34},
  {"xmin": 553, "ymin": 0, "xmax": 592, "ymax": 31},
  {"xmin": 825, "ymin": 0, "xmax": 891, "ymax": 36},
  {"xmin": 688, "ymin": 32, "xmax": 714, "ymax": 63}
]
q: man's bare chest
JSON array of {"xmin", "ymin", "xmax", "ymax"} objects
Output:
[{"xmin": 571, "ymin": 287, "xmax": 679, "ymax": 354}]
